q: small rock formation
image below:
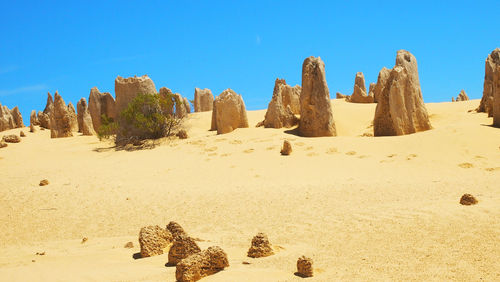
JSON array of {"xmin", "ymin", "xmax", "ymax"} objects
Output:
[
  {"xmin": 39, "ymin": 179, "xmax": 49, "ymax": 186},
  {"xmin": 30, "ymin": 110, "xmax": 39, "ymax": 126},
  {"xmin": 124, "ymin": 242, "xmax": 134, "ymax": 248},
  {"xmin": 159, "ymin": 87, "xmax": 175, "ymax": 116},
  {"xmin": 460, "ymin": 194, "xmax": 478, "ymax": 205},
  {"xmin": 183, "ymin": 97, "xmax": 191, "ymax": 114},
  {"xmin": 177, "ymin": 129, "xmax": 188, "ymax": 139},
  {"xmin": 115, "ymin": 75, "xmax": 157, "ymax": 117},
  {"xmin": 194, "ymin": 88, "xmax": 214, "ymax": 112},
  {"xmin": 336, "ymin": 92, "xmax": 347, "ymax": 99},
  {"xmin": 0, "ymin": 140, "xmax": 7, "ymax": 148},
  {"xmin": 175, "ymin": 246, "xmax": 229, "ymax": 282},
  {"xmin": 77, "ymin": 98, "xmax": 95, "ymax": 136},
  {"xmin": 20, "ymin": 131, "xmax": 26, "ymax": 137},
  {"xmin": 50, "ymin": 92, "xmax": 74, "ymax": 138},
  {"xmin": 281, "ymin": 84, "xmax": 301, "ymax": 115},
  {"xmin": 262, "ymin": 79, "xmax": 299, "ymax": 128},
  {"xmin": 67, "ymin": 103, "xmax": 79, "ymax": 132},
  {"xmin": 2, "ymin": 134, "xmax": 21, "ymax": 143},
  {"xmin": 88, "ymin": 87, "xmax": 116, "ymax": 131},
  {"xmin": 368, "ymin": 83, "xmax": 376, "ymax": 99},
  {"xmin": 168, "ymin": 234, "xmax": 202, "ymax": 266},
  {"xmin": 138, "ymin": 225, "xmax": 173, "ymax": 258},
  {"xmin": 30, "ymin": 123, "xmax": 35, "ymax": 133},
  {"xmin": 298, "ymin": 56, "xmax": 336, "ymax": 137},
  {"xmin": 280, "ymin": 140, "xmax": 292, "ymax": 155},
  {"xmin": 477, "ymin": 48, "xmax": 500, "ymax": 120},
  {"xmin": 349, "ymin": 72, "xmax": 374, "ymax": 103},
  {"xmin": 174, "ymin": 94, "xmax": 188, "ymax": 119},
  {"xmin": 0, "ymin": 104, "xmax": 24, "ymax": 132},
  {"xmin": 211, "ymin": 89, "xmax": 249, "ymax": 134},
  {"xmin": 452, "ymin": 97, "xmax": 455, "ymax": 102},
  {"xmin": 296, "ymin": 256, "xmax": 313, "ymax": 278},
  {"xmin": 39, "ymin": 92, "xmax": 54, "ymax": 129},
  {"xmin": 247, "ymin": 232, "xmax": 274, "ymax": 258},
  {"xmin": 455, "ymin": 90, "xmax": 469, "ymax": 102},
  {"xmin": 373, "ymin": 50, "xmax": 432, "ymax": 136},
  {"xmin": 166, "ymin": 221, "xmax": 188, "ymax": 239},
  {"xmin": 373, "ymin": 67, "xmax": 391, "ymax": 103}
]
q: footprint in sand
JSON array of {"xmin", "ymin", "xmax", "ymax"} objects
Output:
[
  {"xmin": 215, "ymin": 138, "xmax": 227, "ymax": 142},
  {"xmin": 305, "ymin": 146, "xmax": 314, "ymax": 151},
  {"xmin": 326, "ymin": 147, "xmax": 338, "ymax": 154},
  {"xmin": 230, "ymin": 140, "xmax": 242, "ymax": 144},
  {"xmin": 266, "ymin": 146, "xmax": 277, "ymax": 150},
  {"xmin": 307, "ymin": 152, "xmax": 319, "ymax": 157},
  {"xmin": 208, "ymin": 152, "xmax": 217, "ymax": 156},
  {"xmin": 358, "ymin": 155, "xmax": 369, "ymax": 159},
  {"xmin": 407, "ymin": 154, "xmax": 417, "ymax": 160},
  {"xmin": 346, "ymin": 151, "xmax": 356, "ymax": 156},
  {"xmin": 458, "ymin": 162, "xmax": 474, "ymax": 168},
  {"xmin": 484, "ymin": 167, "xmax": 500, "ymax": 172},
  {"xmin": 243, "ymin": 148, "xmax": 254, "ymax": 153},
  {"xmin": 220, "ymin": 153, "xmax": 231, "ymax": 157},
  {"xmin": 387, "ymin": 154, "xmax": 397, "ymax": 158},
  {"xmin": 295, "ymin": 142, "xmax": 305, "ymax": 147},
  {"xmin": 204, "ymin": 146, "xmax": 218, "ymax": 152}
]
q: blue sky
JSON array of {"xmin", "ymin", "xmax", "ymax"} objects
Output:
[{"xmin": 1, "ymin": 0, "xmax": 499, "ymax": 121}]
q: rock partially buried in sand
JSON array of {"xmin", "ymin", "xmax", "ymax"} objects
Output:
[
  {"xmin": 20, "ymin": 131, "xmax": 26, "ymax": 137},
  {"xmin": 299, "ymin": 56, "xmax": 336, "ymax": 137},
  {"xmin": 0, "ymin": 141, "xmax": 7, "ymax": 148},
  {"xmin": 373, "ymin": 50, "xmax": 432, "ymax": 136},
  {"xmin": 168, "ymin": 234, "xmax": 201, "ymax": 266},
  {"xmin": 194, "ymin": 88, "xmax": 214, "ymax": 112},
  {"xmin": 296, "ymin": 256, "xmax": 314, "ymax": 278},
  {"xmin": 455, "ymin": 89, "xmax": 469, "ymax": 102},
  {"xmin": 247, "ymin": 232, "xmax": 274, "ymax": 258},
  {"xmin": 477, "ymin": 48, "xmax": 500, "ymax": 120},
  {"xmin": 211, "ymin": 89, "xmax": 249, "ymax": 134},
  {"xmin": 30, "ymin": 110, "xmax": 39, "ymax": 126},
  {"xmin": 138, "ymin": 225, "xmax": 173, "ymax": 258},
  {"xmin": 39, "ymin": 92, "xmax": 54, "ymax": 129},
  {"xmin": 166, "ymin": 221, "xmax": 188, "ymax": 239},
  {"xmin": 50, "ymin": 92, "xmax": 74, "ymax": 138},
  {"xmin": 280, "ymin": 140, "xmax": 292, "ymax": 155},
  {"xmin": 175, "ymin": 246, "xmax": 229, "ymax": 282},
  {"xmin": 262, "ymin": 78, "xmax": 299, "ymax": 128},
  {"xmin": 460, "ymin": 194, "xmax": 478, "ymax": 205},
  {"xmin": 39, "ymin": 179, "xmax": 49, "ymax": 186},
  {"xmin": 88, "ymin": 87, "xmax": 116, "ymax": 132},
  {"xmin": 0, "ymin": 104, "xmax": 24, "ymax": 132},
  {"xmin": 349, "ymin": 72, "xmax": 374, "ymax": 103},
  {"xmin": 177, "ymin": 129, "xmax": 188, "ymax": 139},
  {"xmin": 77, "ymin": 98, "xmax": 95, "ymax": 136},
  {"xmin": 115, "ymin": 75, "xmax": 157, "ymax": 118},
  {"xmin": 2, "ymin": 134, "xmax": 21, "ymax": 143},
  {"xmin": 30, "ymin": 124, "xmax": 35, "ymax": 133},
  {"xmin": 124, "ymin": 241, "xmax": 134, "ymax": 248}
]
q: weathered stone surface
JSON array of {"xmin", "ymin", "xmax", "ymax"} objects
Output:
[
  {"xmin": 456, "ymin": 89, "xmax": 469, "ymax": 102},
  {"xmin": 159, "ymin": 87, "xmax": 175, "ymax": 116},
  {"xmin": 177, "ymin": 129, "xmax": 188, "ymax": 139},
  {"xmin": 183, "ymin": 97, "xmax": 191, "ymax": 114},
  {"xmin": 0, "ymin": 140, "xmax": 7, "ymax": 148},
  {"xmin": 194, "ymin": 88, "xmax": 214, "ymax": 112},
  {"xmin": 262, "ymin": 79, "xmax": 299, "ymax": 128},
  {"xmin": 174, "ymin": 94, "xmax": 188, "ymax": 119},
  {"xmin": 336, "ymin": 92, "xmax": 347, "ymax": 99},
  {"xmin": 115, "ymin": 75, "xmax": 156, "ymax": 117},
  {"xmin": 39, "ymin": 179, "xmax": 49, "ymax": 186},
  {"xmin": 373, "ymin": 67, "xmax": 391, "ymax": 103},
  {"xmin": 296, "ymin": 256, "xmax": 313, "ymax": 277},
  {"xmin": 88, "ymin": 87, "xmax": 116, "ymax": 131},
  {"xmin": 20, "ymin": 131, "xmax": 25, "ymax": 137},
  {"xmin": 30, "ymin": 123, "xmax": 35, "ymax": 133},
  {"xmin": 39, "ymin": 92, "xmax": 54, "ymax": 129},
  {"xmin": 298, "ymin": 56, "xmax": 336, "ymax": 137},
  {"xmin": 368, "ymin": 83, "xmax": 376, "ymax": 98},
  {"xmin": 2, "ymin": 134, "xmax": 21, "ymax": 143},
  {"xmin": 211, "ymin": 89, "xmax": 249, "ymax": 134},
  {"xmin": 0, "ymin": 104, "xmax": 24, "ymax": 132},
  {"xmin": 175, "ymin": 246, "xmax": 229, "ymax": 282},
  {"xmin": 67, "ymin": 102, "xmax": 78, "ymax": 132},
  {"xmin": 478, "ymin": 48, "xmax": 500, "ymax": 120},
  {"xmin": 349, "ymin": 72, "xmax": 374, "ymax": 103},
  {"xmin": 138, "ymin": 225, "xmax": 173, "ymax": 258},
  {"xmin": 460, "ymin": 194, "xmax": 478, "ymax": 205},
  {"xmin": 30, "ymin": 110, "xmax": 39, "ymax": 126},
  {"xmin": 168, "ymin": 234, "xmax": 201, "ymax": 265},
  {"xmin": 373, "ymin": 50, "xmax": 432, "ymax": 136},
  {"xmin": 166, "ymin": 221, "xmax": 187, "ymax": 239},
  {"xmin": 280, "ymin": 140, "xmax": 292, "ymax": 155},
  {"xmin": 77, "ymin": 98, "xmax": 95, "ymax": 136},
  {"xmin": 50, "ymin": 91, "xmax": 74, "ymax": 138},
  {"xmin": 247, "ymin": 232, "xmax": 274, "ymax": 258},
  {"xmin": 282, "ymin": 84, "xmax": 301, "ymax": 115}
]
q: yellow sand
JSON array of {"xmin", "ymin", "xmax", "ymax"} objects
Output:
[{"xmin": 0, "ymin": 99, "xmax": 499, "ymax": 281}]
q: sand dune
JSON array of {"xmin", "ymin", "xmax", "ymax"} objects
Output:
[{"xmin": 0, "ymin": 99, "xmax": 499, "ymax": 281}]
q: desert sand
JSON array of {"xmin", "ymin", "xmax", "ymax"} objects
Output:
[{"xmin": 0, "ymin": 99, "xmax": 499, "ymax": 281}]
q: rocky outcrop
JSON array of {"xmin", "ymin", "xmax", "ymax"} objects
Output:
[
  {"xmin": 247, "ymin": 232, "xmax": 274, "ymax": 258},
  {"xmin": 455, "ymin": 90, "xmax": 469, "ymax": 102},
  {"xmin": 0, "ymin": 104, "xmax": 24, "ymax": 132},
  {"xmin": 336, "ymin": 92, "xmax": 347, "ymax": 99},
  {"xmin": 373, "ymin": 67, "xmax": 391, "ymax": 103},
  {"xmin": 2, "ymin": 134, "xmax": 21, "ymax": 143},
  {"xmin": 38, "ymin": 92, "xmax": 54, "ymax": 129},
  {"xmin": 166, "ymin": 221, "xmax": 188, "ymax": 239},
  {"xmin": 30, "ymin": 110, "xmax": 39, "ymax": 126},
  {"xmin": 174, "ymin": 94, "xmax": 188, "ymax": 119},
  {"xmin": 280, "ymin": 140, "xmax": 292, "ymax": 155},
  {"xmin": 115, "ymin": 75, "xmax": 157, "ymax": 117},
  {"xmin": 211, "ymin": 89, "xmax": 249, "ymax": 134},
  {"xmin": 20, "ymin": 131, "xmax": 25, "ymax": 137},
  {"xmin": 262, "ymin": 79, "xmax": 299, "ymax": 128},
  {"xmin": 460, "ymin": 193, "xmax": 478, "ymax": 205},
  {"xmin": 77, "ymin": 98, "xmax": 95, "ymax": 135},
  {"xmin": 67, "ymin": 103, "xmax": 78, "ymax": 132},
  {"xmin": 373, "ymin": 50, "xmax": 432, "ymax": 136},
  {"xmin": 298, "ymin": 56, "xmax": 336, "ymax": 137},
  {"xmin": 452, "ymin": 97, "xmax": 455, "ymax": 102},
  {"xmin": 282, "ymin": 84, "xmax": 301, "ymax": 115},
  {"xmin": 30, "ymin": 123, "xmax": 35, "ymax": 133},
  {"xmin": 50, "ymin": 92, "xmax": 74, "ymax": 138},
  {"xmin": 138, "ymin": 225, "xmax": 173, "ymax": 258},
  {"xmin": 168, "ymin": 234, "xmax": 201, "ymax": 266},
  {"xmin": 194, "ymin": 88, "xmax": 214, "ymax": 112},
  {"xmin": 478, "ymin": 48, "xmax": 500, "ymax": 120},
  {"xmin": 88, "ymin": 87, "xmax": 116, "ymax": 131},
  {"xmin": 175, "ymin": 246, "xmax": 229, "ymax": 282},
  {"xmin": 0, "ymin": 140, "xmax": 7, "ymax": 148},
  {"xmin": 296, "ymin": 256, "xmax": 313, "ymax": 277},
  {"xmin": 183, "ymin": 97, "xmax": 191, "ymax": 114},
  {"xmin": 159, "ymin": 87, "xmax": 175, "ymax": 116},
  {"xmin": 349, "ymin": 72, "xmax": 374, "ymax": 103}
]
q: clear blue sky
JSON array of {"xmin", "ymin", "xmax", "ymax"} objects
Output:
[{"xmin": 1, "ymin": 0, "xmax": 499, "ymax": 122}]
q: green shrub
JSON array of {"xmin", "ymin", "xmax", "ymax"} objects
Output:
[{"xmin": 97, "ymin": 115, "xmax": 117, "ymax": 141}]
